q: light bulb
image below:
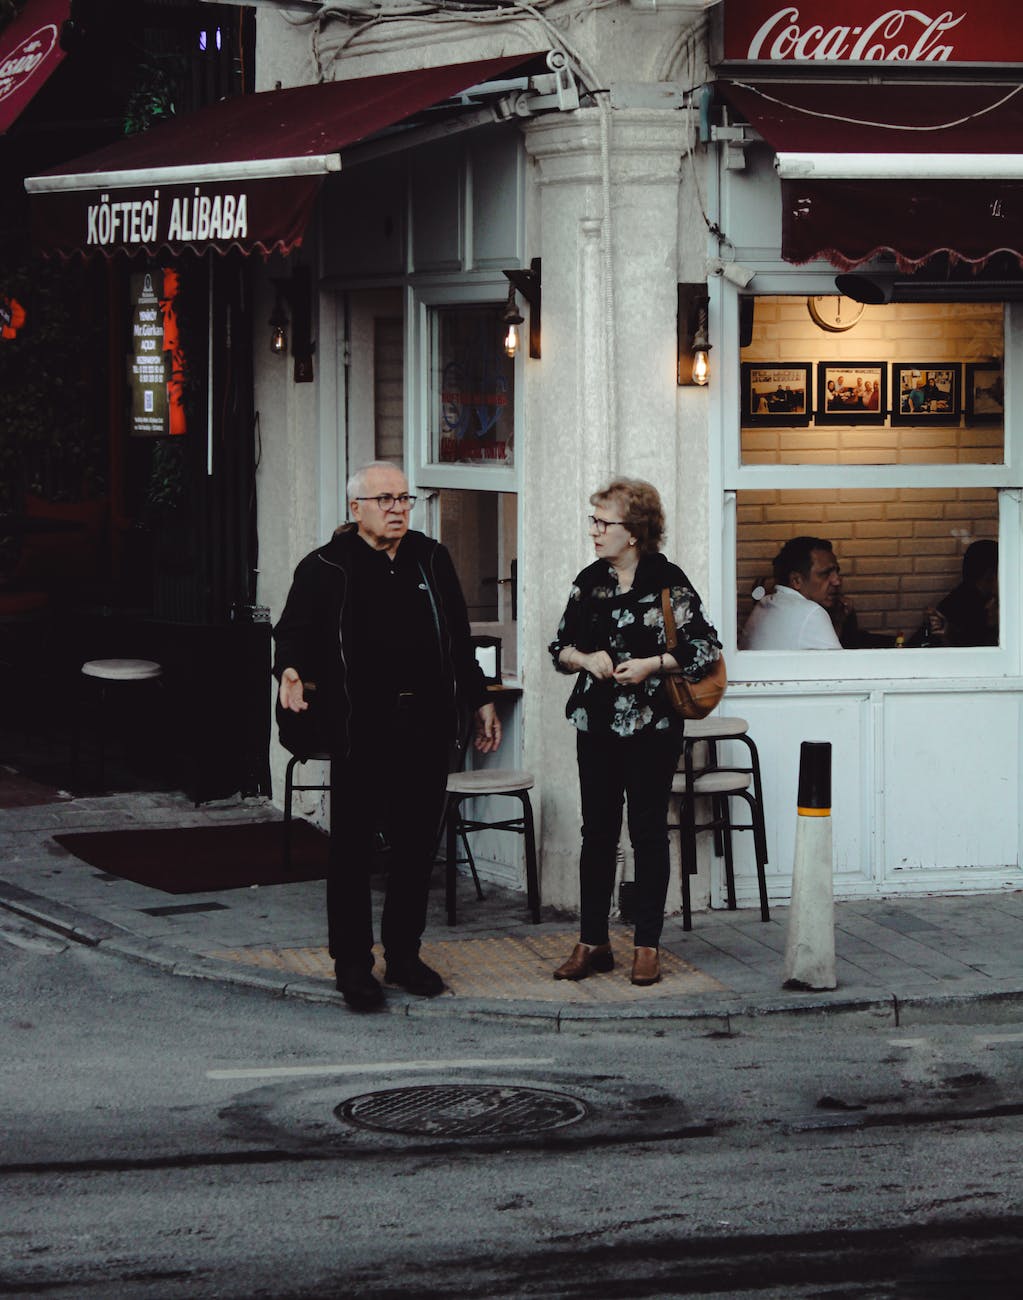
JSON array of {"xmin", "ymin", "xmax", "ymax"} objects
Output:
[
  {"xmin": 504, "ymin": 321, "xmax": 519, "ymax": 358},
  {"xmin": 692, "ymin": 348, "xmax": 710, "ymax": 386},
  {"xmin": 270, "ymin": 323, "xmax": 287, "ymax": 355}
]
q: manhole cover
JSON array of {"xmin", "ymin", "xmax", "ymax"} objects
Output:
[{"xmin": 337, "ymin": 1084, "xmax": 588, "ymax": 1138}]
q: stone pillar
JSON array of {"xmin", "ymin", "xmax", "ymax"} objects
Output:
[{"xmin": 520, "ymin": 108, "xmax": 692, "ymax": 909}]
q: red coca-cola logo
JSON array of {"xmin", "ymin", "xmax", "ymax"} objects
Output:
[
  {"xmin": 0, "ymin": 23, "xmax": 58, "ymax": 103},
  {"xmin": 746, "ymin": 7, "xmax": 965, "ymax": 61}
]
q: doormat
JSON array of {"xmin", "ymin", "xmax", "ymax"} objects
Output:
[
  {"xmin": 211, "ymin": 927, "xmax": 728, "ymax": 1002},
  {"xmin": 0, "ymin": 765, "xmax": 73, "ymax": 809},
  {"xmin": 53, "ymin": 820, "xmax": 329, "ymax": 894}
]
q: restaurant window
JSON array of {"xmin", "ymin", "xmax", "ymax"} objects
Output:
[
  {"xmin": 428, "ymin": 304, "xmax": 514, "ymax": 468},
  {"xmin": 411, "ymin": 287, "xmax": 522, "ymax": 678},
  {"xmin": 435, "ymin": 489, "xmax": 518, "ymax": 678},
  {"xmin": 726, "ymin": 294, "xmax": 1018, "ymax": 668},
  {"xmin": 736, "ymin": 488, "xmax": 999, "ymax": 649}
]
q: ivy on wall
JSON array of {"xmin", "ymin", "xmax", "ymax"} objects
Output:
[{"xmin": 0, "ymin": 259, "xmax": 105, "ymax": 510}]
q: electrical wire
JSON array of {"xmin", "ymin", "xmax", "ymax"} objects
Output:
[{"xmin": 729, "ymin": 77, "xmax": 1023, "ymax": 133}]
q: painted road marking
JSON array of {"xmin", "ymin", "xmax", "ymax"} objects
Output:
[
  {"xmin": 207, "ymin": 1056, "xmax": 557, "ymax": 1081},
  {"xmin": 974, "ymin": 1033, "xmax": 1023, "ymax": 1046}
]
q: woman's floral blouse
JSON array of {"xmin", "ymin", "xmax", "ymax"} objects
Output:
[{"xmin": 549, "ymin": 550, "xmax": 721, "ymax": 738}]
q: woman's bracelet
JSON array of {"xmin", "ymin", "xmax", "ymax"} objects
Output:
[{"xmin": 658, "ymin": 653, "xmax": 664, "ymax": 674}]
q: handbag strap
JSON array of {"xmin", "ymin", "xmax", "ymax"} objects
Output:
[{"xmin": 661, "ymin": 588, "xmax": 678, "ymax": 652}]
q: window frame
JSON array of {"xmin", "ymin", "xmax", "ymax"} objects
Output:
[
  {"xmin": 408, "ymin": 279, "xmax": 523, "ymax": 680},
  {"xmin": 713, "ymin": 279, "xmax": 1022, "ymax": 682}
]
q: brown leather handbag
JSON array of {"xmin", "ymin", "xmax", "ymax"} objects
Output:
[{"xmin": 660, "ymin": 588, "xmax": 727, "ymax": 720}]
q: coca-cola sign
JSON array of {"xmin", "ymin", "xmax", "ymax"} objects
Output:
[{"xmin": 720, "ymin": 2, "xmax": 1023, "ymax": 64}]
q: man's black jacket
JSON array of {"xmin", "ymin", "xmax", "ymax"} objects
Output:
[{"xmin": 272, "ymin": 526, "xmax": 489, "ymax": 761}]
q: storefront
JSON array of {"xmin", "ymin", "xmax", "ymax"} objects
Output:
[
  {"xmin": 28, "ymin": 0, "xmax": 1023, "ymax": 912},
  {"xmin": 703, "ymin": 0, "xmax": 1023, "ymax": 903}
]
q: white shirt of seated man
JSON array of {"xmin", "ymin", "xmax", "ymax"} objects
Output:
[{"xmin": 740, "ymin": 546, "xmax": 843, "ymax": 651}]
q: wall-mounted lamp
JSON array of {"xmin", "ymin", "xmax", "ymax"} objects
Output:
[
  {"xmin": 269, "ymin": 267, "xmax": 315, "ymax": 381},
  {"xmin": 677, "ymin": 283, "xmax": 711, "ymax": 386},
  {"xmin": 502, "ymin": 257, "xmax": 542, "ymax": 359},
  {"xmin": 268, "ymin": 294, "xmax": 288, "ymax": 355},
  {"xmin": 501, "ymin": 283, "xmax": 524, "ymax": 358}
]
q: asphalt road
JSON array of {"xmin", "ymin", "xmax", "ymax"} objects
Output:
[{"xmin": 2, "ymin": 913, "xmax": 1021, "ymax": 1298}]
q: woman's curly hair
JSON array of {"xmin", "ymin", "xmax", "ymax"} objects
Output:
[{"xmin": 590, "ymin": 477, "xmax": 665, "ymax": 555}]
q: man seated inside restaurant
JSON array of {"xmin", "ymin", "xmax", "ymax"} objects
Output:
[
  {"xmin": 739, "ymin": 536, "xmax": 843, "ymax": 650},
  {"xmin": 932, "ymin": 539, "xmax": 999, "ymax": 646}
]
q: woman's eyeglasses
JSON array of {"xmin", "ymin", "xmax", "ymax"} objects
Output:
[{"xmin": 587, "ymin": 515, "xmax": 628, "ymax": 536}]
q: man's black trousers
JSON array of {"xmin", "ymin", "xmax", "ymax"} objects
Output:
[{"xmin": 328, "ymin": 698, "xmax": 449, "ymax": 970}]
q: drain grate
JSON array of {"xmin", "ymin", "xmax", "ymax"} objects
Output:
[{"xmin": 337, "ymin": 1084, "xmax": 588, "ymax": 1138}]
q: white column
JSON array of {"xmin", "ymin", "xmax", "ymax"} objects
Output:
[{"xmin": 520, "ymin": 109, "xmax": 692, "ymax": 909}]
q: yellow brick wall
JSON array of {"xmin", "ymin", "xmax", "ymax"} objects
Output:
[{"xmin": 736, "ymin": 300, "xmax": 1002, "ymax": 639}]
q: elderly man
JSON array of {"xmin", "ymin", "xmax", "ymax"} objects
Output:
[
  {"xmin": 740, "ymin": 536, "xmax": 843, "ymax": 651},
  {"xmin": 274, "ymin": 461, "xmax": 502, "ymax": 1011}
]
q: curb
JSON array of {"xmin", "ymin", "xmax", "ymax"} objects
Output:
[{"xmin": 4, "ymin": 879, "xmax": 1023, "ymax": 1031}]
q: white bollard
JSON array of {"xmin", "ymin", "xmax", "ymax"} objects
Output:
[{"xmin": 783, "ymin": 741, "xmax": 836, "ymax": 991}]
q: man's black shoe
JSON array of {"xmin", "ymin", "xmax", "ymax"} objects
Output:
[
  {"xmin": 335, "ymin": 966, "xmax": 384, "ymax": 1011},
  {"xmin": 385, "ymin": 955, "xmax": 445, "ymax": 997}
]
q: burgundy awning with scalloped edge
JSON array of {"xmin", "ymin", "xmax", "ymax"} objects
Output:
[
  {"xmin": 25, "ymin": 54, "xmax": 537, "ymax": 258},
  {"xmin": 0, "ymin": 0, "xmax": 68, "ymax": 136},
  {"xmin": 718, "ymin": 80, "xmax": 1023, "ymax": 270}
]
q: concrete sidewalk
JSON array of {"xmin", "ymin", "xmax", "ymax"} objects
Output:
[{"xmin": 2, "ymin": 781, "xmax": 1023, "ymax": 1031}]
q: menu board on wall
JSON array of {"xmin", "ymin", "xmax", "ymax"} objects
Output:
[{"xmin": 128, "ymin": 267, "xmax": 185, "ymax": 437}]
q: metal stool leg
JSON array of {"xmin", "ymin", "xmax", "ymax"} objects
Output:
[
  {"xmin": 283, "ymin": 755, "xmax": 298, "ymax": 873},
  {"xmin": 737, "ymin": 789, "xmax": 771, "ymax": 922},
  {"xmin": 719, "ymin": 794, "xmax": 738, "ymax": 910},
  {"xmin": 516, "ymin": 790, "xmax": 540, "ymax": 924},
  {"xmin": 446, "ymin": 795, "xmax": 461, "ymax": 926},
  {"xmin": 679, "ymin": 790, "xmax": 697, "ymax": 932}
]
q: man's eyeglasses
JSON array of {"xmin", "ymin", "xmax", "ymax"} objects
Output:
[
  {"xmin": 587, "ymin": 515, "xmax": 628, "ymax": 536},
  {"xmin": 354, "ymin": 493, "xmax": 417, "ymax": 511}
]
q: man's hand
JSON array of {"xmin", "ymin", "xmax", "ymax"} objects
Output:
[
  {"xmin": 278, "ymin": 668, "xmax": 308, "ymax": 713},
  {"xmin": 473, "ymin": 702, "xmax": 502, "ymax": 754}
]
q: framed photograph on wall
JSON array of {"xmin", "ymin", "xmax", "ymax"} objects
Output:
[
  {"xmin": 964, "ymin": 362, "xmax": 1004, "ymax": 423},
  {"xmin": 815, "ymin": 362, "xmax": 886, "ymax": 424},
  {"xmin": 740, "ymin": 363, "xmax": 812, "ymax": 427},
  {"xmin": 891, "ymin": 364, "xmax": 961, "ymax": 424}
]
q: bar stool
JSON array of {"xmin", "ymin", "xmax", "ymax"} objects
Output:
[
  {"xmin": 670, "ymin": 716, "xmax": 770, "ymax": 931},
  {"xmin": 72, "ymin": 658, "xmax": 163, "ymax": 791},
  {"xmin": 682, "ymin": 715, "xmax": 768, "ymax": 862},
  {"xmin": 283, "ymin": 752, "xmax": 331, "ymax": 871},
  {"xmin": 442, "ymin": 767, "xmax": 540, "ymax": 926}
]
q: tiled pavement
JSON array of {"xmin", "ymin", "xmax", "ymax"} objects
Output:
[{"xmin": 2, "ymin": 778, "xmax": 1023, "ymax": 1029}]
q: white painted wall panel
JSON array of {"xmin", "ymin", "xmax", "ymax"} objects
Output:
[
  {"xmin": 703, "ymin": 690, "xmax": 872, "ymax": 905},
  {"xmin": 883, "ymin": 692, "xmax": 1021, "ymax": 875}
]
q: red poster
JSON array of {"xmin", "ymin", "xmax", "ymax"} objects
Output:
[{"xmin": 720, "ymin": 1, "xmax": 1023, "ymax": 65}]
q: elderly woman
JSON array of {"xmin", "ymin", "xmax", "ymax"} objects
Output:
[{"xmin": 549, "ymin": 478, "xmax": 722, "ymax": 986}]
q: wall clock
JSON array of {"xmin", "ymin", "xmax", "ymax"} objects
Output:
[{"xmin": 806, "ymin": 295, "xmax": 865, "ymax": 333}]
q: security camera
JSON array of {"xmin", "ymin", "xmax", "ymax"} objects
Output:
[{"xmin": 708, "ymin": 258, "xmax": 756, "ymax": 289}]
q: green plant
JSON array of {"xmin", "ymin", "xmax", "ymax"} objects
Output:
[
  {"xmin": 0, "ymin": 257, "xmax": 105, "ymax": 510},
  {"xmin": 123, "ymin": 58, "xmax": 180, "ymax": 136}
]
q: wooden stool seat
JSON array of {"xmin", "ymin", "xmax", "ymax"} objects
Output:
[
  {"xmin": 446, "ymin": 769, "xmax": 534, "ymax": 796},
  {"xmin": 82, "ymin": 658, "xmax": 162, "ymax": 682}
]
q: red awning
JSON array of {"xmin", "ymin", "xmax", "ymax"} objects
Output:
[
  {"xmin": 718, "ymin": 80, "xmax": 1023, "ymax": 270},
  {"xmin": 25, "ymin": 54, "xmax": 538, "ymax": 258},
  {"xmin": 0, "ymin": 0, "xmax": 68, "ymax": 135}
]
